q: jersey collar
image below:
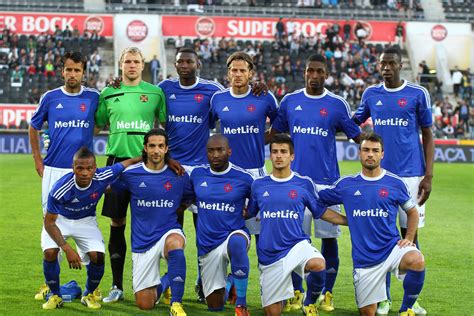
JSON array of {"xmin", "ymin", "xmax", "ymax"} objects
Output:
[
  {"xmin": 230, "ymin": 86, "xmax": 251, "ymax": 98},
  {"xmin": 61, "ymin": 86, "xmax": 84, "ymax": 96},
  {"xmin": 143, "ymin": 163, "xmax": 168, "ymax": 174},
  {"xmin": 270, "ymin": 171, "xmax": 295, "ymax": 182},
  {"xmin": 383, "ymin": 80, "xmax": 407, "ymax": 92},
  {"xmin": 304, "ymin": 88, "xmax": 328, "ymax": 99},
  {"xmin": 179, "ymin": 77, "xmax": 200, "ymax": 90},
  {"xmin": 360, "ymin": 169, "xmax": 386, "ymax": 181},
  {"xmin": 210, "ymin": 162, "xmax": 232, "ymax": 175}
]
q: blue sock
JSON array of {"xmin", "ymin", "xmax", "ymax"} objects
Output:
[
  {"xmin": 168, "ymin": 249, "xmax": 186, "ymax": 304},
  {"xmin": 228, "ymin": 234, "xmax": 249, "ymax": 306},
  {"xmin": 83, "ymin": 261, "xmax": 104, "ymax": 296},
  {"xmin": 156, "ymin": 273, "xmax": 170, "ymax": 300},
  {"xmin": 385, "ymin": 272, "xmax": 392, "ymax": 301},
  {"xmin": 321, "ymin": 238, "xmax": 339, "ymax": 293},
  {"xmin": 156, "ymin": 283, "xmax": 163, "ymax": 299},
  {"xmin": 400, "ymin": 270, "xmax": 425, "ymax": 312},
  {"xmin": 224, "ymin": 274, "xmax": 234, "ymax": 302},
  {"xmin": 208, "ymin": 306, "xmax": 225, "ymax": 311},
  {"xmin": 304, "ymin": 271, "xmax": 325, "ymax": 306},
  {"xmin": 43, "ymin": 259, "xmax": 60, "ymax": 296},
  {"xmin": 291, "ymin": 272, "xmax": 304, "ymax": 292}
]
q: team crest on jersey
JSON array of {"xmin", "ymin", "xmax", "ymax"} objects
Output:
[
  {"xmin": 90, "ymin": 192, "xmax": 99, "ymax": 200},
  {"xmin": 224, "ymin": 183, "xmax": 233, "ymax": 193},
  {"xmin": 80, "ymin": 103, "xmax": 87, "ymax": 112},
  {"xmin": 194, "ymin": 94, "xmax": 204, "ymax": 103},
  {"xmin": 140, "ymin": 94, "xmax": 148, "ymax": 103},
  {"xmin": 397, "ymin": 98, "xmax": 407, "ymax": 107},
  {"xmin": 288, "ymin": 189, "xmax": 298, "ymax": 199},
  {"xmin": 247, "ymin": 104, "xmax": 256, "ymax": 112},
  {"xmin": 319, "ymin": 108, "xmax": 328, "ymax": 117},
  {"xmin": 164, "ymin": 181, "xmax": 172, "ymax": 191},
  {"xmin": 379, "ymin": 188, "xmax": 389, "ymax": 197}
]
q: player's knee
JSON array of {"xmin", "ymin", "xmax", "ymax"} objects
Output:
[
  {"xmin": 111, "ymin": 217, "xmax": 126, "ymax": 226},
  {"xmin": 136, "ymin": 298, "xmax": 155, "ymax": 310},
  {"xmin": 165, "ymin": 233, "xmax": 185, "ymax": 252},
  {"xmin": 264, "ymin": 302, "xmax": 283, "ymax": 316},
  {"xmin": 305, "ymin": 257, "xmax": 326, "ymax": 272},
  {"xmin": 135, "ymin": 291, "xmax": 156, "ymax": 310},
  {"xmin": 43, "ymin": 248, "xmax": 59, "ymax": 262},
  {"xmin": 88, "ymin": 252, "xmax": 104, "ymax": 265},
  {"xmin": 359, "ymin": 303, "xmax": 377, "ymax": 316},
  {"xmin": 407, "ymin": 252, "xmax": 425, "ymax": 271}
]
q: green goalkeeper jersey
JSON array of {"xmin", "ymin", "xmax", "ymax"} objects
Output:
[{"xmin": 95, "ymin": 81, "xmax": 166, "ymax": 158}]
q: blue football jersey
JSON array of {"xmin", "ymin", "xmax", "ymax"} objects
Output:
[
  {"xmin": 210, "ymin": 87, "xmax": 279, "ymax": 169},
  {"xmin": 159, "ymin": 78, "xmax": 224, "ymax": 166},
  {"xmin": 30, "ymin": 86, "xmax": 99, "ymax": 168},
  {"xmin": 190, "ymin": 163, "xmax": 254, "ymax": 256},
  {"xmin": 113, "ymin": 163, "xmax": 194, "ymax": 253},
  {"xmin": 247, "ymin": 172, "xmax": 325, "ymax": 265},
  {"xmin": 48, "ymin": 163, "xmax": 124, "ymax": 220},
  {"xmin": 272, "ymin": 88, "xmax": 361, "ymax": 184},
  {"xmin": 354, "ymin": 81, "xmax": 432, "ymax": 177},
  {"xmin": 317, "ymin": 169, "xmax": 416, "ymax": 268}
]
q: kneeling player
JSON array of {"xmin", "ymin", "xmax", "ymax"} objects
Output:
[
  {"xmin": 317, "ymin": 133, "xmax": 425, "ymax": 316},
  {"xmin": 112, "ymin": 129, "xmax": 193, "ymax": 315},
  {"xmin": 247, "ymin": 134, "xmax": 347, "ymax": 316},
  {"xmin": 189, "ymin": 135, "xmax": 254, "ymax": 315},
  {"xmin": 42, "ymin": 147, "xmax": 140, "ymax": 310}
]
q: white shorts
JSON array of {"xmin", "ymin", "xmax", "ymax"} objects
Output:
[
  {"xmin": 131, "ymin": 229, "xmax": 186, "ymax": 293},
  {"xmin": 259, "ymin": 239, "xmax": 323, "ymax": 307},
  {"xmin": 199, "ymin": 230, "xmax": 250, "ymax": 298},
  {"xmin": 42, "ymin": 166, "xmax": 72, "ymax": 214},
  {"xmin": 353, "ymin": 245, "xmax": 420, "ymax": 308},
  {"xmin": 302, "ymin": 184, "xmax": 341, "ymax": 238},
  {"xmin": 41, "ymin": 215, "xmax": 105, "ymax": 265},
  {"xmin": 183, "ymin": 165, "xmax": 198, "ymax": 213},
  {"xmin": 398, "ymin": 176, "xmax": 425, "ymax": 228},
  {"xmin": 245, "ymin": 166, "xmax": 267, "ymax": 235}
]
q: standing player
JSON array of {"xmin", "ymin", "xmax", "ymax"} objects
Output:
[
  {"xmin": 95, "ymin": 47, "xmax": 167, "ymax": 303},
  {"xmin": 29, "ymin": 51, "xmax": 100, "ymax": 300},
  {"xmin": 269, "ymin": 54, "xmax": 362, "ymax": 311},
  {"xmin": 41, "ymin": 147, "xmax": 140, "ymax": 310},
  {"xmin": 353, "ymin": 47, "xmax": 433, "ymax": 315},
  {"xmin": 210, "ymin": 51, "xmax": 279, "ymax": 238},
  {"xmin": 111, "ymin": 129, "xmax": 193, "ymax": 315},
  {"xmin": 190, "ymin": 135, "xmax": 254, "ymax": 315},
  {"xmin": 317, "ymin": 133, "xmax": 426, "ymax": 316},
  {"xmin": 247, "ymin": 134, "xmax": 347, "ymax": 316}
]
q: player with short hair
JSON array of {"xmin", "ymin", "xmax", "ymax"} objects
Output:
[
  {"xmin": 210, "ymin": 51, "xmax": 279, "ymax": 238},
  {"xmin": 95, "ymin": 47, "xmax": 168, "ymax": 303},
  {"xmin": 29, "ymin": 51, "xmax": 100, "ymax": 300},
  {"xmin": 317, "ymin": 133, "xmax": 426, "ymax": 316},
  {"xmin": 189, "ymin": 134, "xmax": 254, "ymax": 315},
  {"xmin": 247, "ymin": 134, "xmax": 347, "ymax": 316},
  {"xmin": 111, "ymin": 129, "xmax": 193, "ymax": 315},
  {"xmin": 353, "ymin": 47, "xmax": 433, "ymax": 315},
  {"xmin": 41, "ymin": 147, "xmax": 140, "ymax": 310},
  {"xmin": 269, "ymin": 54, "xmax": 362, "ymax": 311}
]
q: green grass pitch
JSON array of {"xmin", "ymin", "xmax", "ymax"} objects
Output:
[{"xmin": 0, "ymin": 154, "xmax": 472, "ymax": 315}]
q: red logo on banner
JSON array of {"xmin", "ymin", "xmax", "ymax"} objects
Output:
[
  {"xmin": 84, "ymin": 16, "xmax": 104, "ymax": 35},
  {"xmin": 194, "ymin": 94, "xmax": 204, "ymax": 103},
  {"xmin": 379, "ymin": 188, "xmax": 388, "ymax": 198},
  {"xmin": 289, "ymin": 190, "xmax": 298, "ymax": 199},
  {"xmin": 431, "ymin": 24, "xmax": 448, "ymax": 42},
  {"xmin": 127, "ymin": 20, "xmax": 148, "ymax": 42},
  {"xmin": 195, "ymin": 17, "xmax": 215, "ymax": 37},
  {"xmin": 80, "ymin": 103, "xmax": 86, "ymax": 112},
  {"xmin": 164, "ymin": 181, "xmax": 172, "ymax": 191},
  {"xmin": 398, "ymin": 98, "xmax": 407, "ymax": 107}
]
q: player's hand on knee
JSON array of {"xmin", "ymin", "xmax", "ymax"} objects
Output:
[{"xmin": 397, "ymin": 238, "xmax": 415, "ymax": 248}]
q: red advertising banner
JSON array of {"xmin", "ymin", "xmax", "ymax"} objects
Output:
[
  {"xmin": 162, "ymin": 15, "xmax": 399, "ymax": 42},
  {"xmin": 0, "ymin": 104, "xmax": 37, "ymax": 127},
  {"xmin": 0, "ymin": 12, "xmax": 114, "ymax": 37}
]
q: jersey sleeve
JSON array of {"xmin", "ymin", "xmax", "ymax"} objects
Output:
[
  {"xmin": 266, "ymin": 92, "xmax": 279, "ymax": 124},
  {"xmin": 181, "ymin": 173, "xmax": 196, "ymax": 204},
  {"xmin": 336, "ymin": 98, "xmax": 361, "ymax": 139},
  {"xmin": 156, "ymin": 87, "xmax": 167, "ymax": 124},
  {"xmin": 95, "ymin": 91, "xmax": 109, "ymax": 128},
  {"xmin": 247, "ymin": 181, "xmax": 260, "ymax": 217},
  {"xmin": 353, "ymin": 90, "xmax": 371, "ymax": 125},
  {"xmin": 30, "ymin": 93, "xmax": 49, "ymax": 130},
  {"xmin": 398, "ymin": 179, "xmax": 417, "ymax": 212},
  {"xmin": 46, "ymin": 192, "xmax": 62, "ymax": 215},
  {"xmin": 96, "ymin": 163, "xmax": 125, "ymax": 187},
  {"xmin": 317, "ymin": 182, "xmax": 343, "ymax": 208},
  {"xmin": 304, "ymin": 179, "xmax": 326, "ymax": 219},
  {"xmin": 271, "ymin": 96, "xmax": 289, "ymax": 132},
  {"xmin": 416, "ymin": 86, "xmax": 433, "ymax": 128},
  {"xmin": 111, "ymin": 174, "xmax": 129, "ymax": 193},
  {"xmin": 209, "ymin": 94, "xmax": 219, "ymax": 130}
]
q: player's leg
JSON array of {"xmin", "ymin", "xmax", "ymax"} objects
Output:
[
  {"xmin": 259, "ymin": 259, "xmax": 293, "ymax": 316},
  {"xmin": 303, "ymin": 257, "xmax": 326, "ymax": 314},
  {"xmin": 102, "ymin": 156, "xmax": 130, "ymax": 303},
  {"xmin": 263, "ymin": 302, "xmax": 285, "ymax": 315},
  {"xmin": 41, "ymin": 224, "xmax": 63, "ymax": 309},
  {"xmin": 199, "ymin": 240, "xmax": 227, "ymax": 311},
  {"xmin": 397, "ymin": 249, "xmax": 425, "ymax": 315},
  {"xmin": 164, "ymin": 231, "xmax": 187, "ymax": 315},
  {"xmin": 359, "ymin": 303, "xmax": 378, "ymax": 316},
  {"xmin": 81, "ymin": 251, "xmax": 105, "ymax": 309},
  {"xmin": 353, "ymin": 262, "xmax": 388, "ymax": 316},
  {"xmin": 227, "ymin": 232, "xmax": 250, "ymax": 315},
  {"xmin": 206, "ymin": 289, "xmax": 226, "ymax": 311}
]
